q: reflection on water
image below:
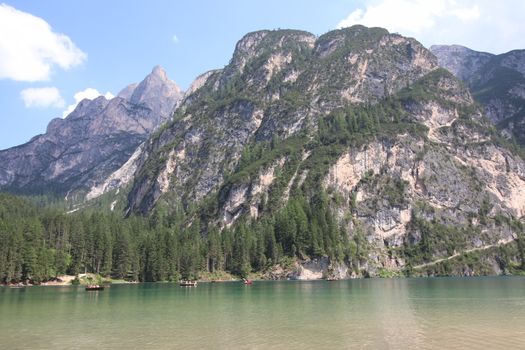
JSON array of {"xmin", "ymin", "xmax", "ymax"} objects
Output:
[{"xmin": 1, "ymin": 277, "xmax": 524, "ymax": 349}]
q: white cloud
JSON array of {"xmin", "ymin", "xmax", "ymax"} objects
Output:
[
  {"xmin": 172, "ymin": 34, "xmax": 179, "ymax": 43},
  {"xmin": 20, "ymin": 87, "xmax": 64, "ymax": 108},
  {"xmin": 336, "ymin": 0, "xmax": 525, "ymax": 54},
  {"xmin": 338, "ymin": 0, "xmax": 479, "ymax": 33},
  {"xmin": 62, "ymin": 88, "xmax": 114, "ymax": 118},
  {"xmin": 0, "ymin": 3, "xmax": 86, "ymax": 82}
]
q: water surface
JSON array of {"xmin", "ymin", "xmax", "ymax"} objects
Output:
[{"xmin": 1, "ymin": 277, "xmax": 524, "ymax": 349}]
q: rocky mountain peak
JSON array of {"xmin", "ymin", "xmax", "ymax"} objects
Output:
[
  {"xmin": 129, "ymin": 65, "xmax": 183, "ymax": 121},
  {"xmin": 151, "ymin": 65, "xmax": 168, "ymax": 78},
  {"xmin": 223, "ymin": 29, "xmax": 316, "ymax": 81},
  {"xmin": 0, "ymin": 65, "xmax": 185, "ymax": 199},
  {"xmin": 308, "ymin": 25, "xmax": 438, "ymax": 105}
]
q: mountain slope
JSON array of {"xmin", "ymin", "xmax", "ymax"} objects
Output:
[
  {"xmin": 127, "ymin": 26, "xmax": 438, "ymax": 214},
  {"xmin": 120, "ymin": 26, "xmax": 525, "ymax": 277},
  {"xmin": 0, "ymin": 66, "xmax": 183, "ymax": 201},
  {"xmin": 430, "ymin": 45, "xmax": 493, "ymax": 82},
  {"xmin": 431, "ymin": 45, "xmax": 525, "ymax": 146}
]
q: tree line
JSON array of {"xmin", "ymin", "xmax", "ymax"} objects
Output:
[{"xmin": 0, "ymin": 192, "xmax": 365, "ymax": 284}]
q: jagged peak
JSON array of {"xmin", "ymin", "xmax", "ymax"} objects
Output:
[
  {"xmin": 126, "ymin": 66, "xmax": 184, "ymax": 120},
  {"xmin": 118, "ymin": 66, "xmax": 183, "ymax": 103},
  {"xmin": 151, "ymin": 65, "xmax": 169, "ymax": 80},
  {"xmin": 131, "ymin": 66, "xmax": 182, "ymax": 99}
]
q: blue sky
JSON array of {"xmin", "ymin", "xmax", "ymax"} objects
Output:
[{"xmin": 1, "ymin": 0, "xmax": 524, "ymax": 150}]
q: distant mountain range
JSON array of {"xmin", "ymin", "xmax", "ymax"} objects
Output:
[
  {"xmin": 431, "ymin": 44, "xmax": 525, "ymax": 145},
  {"xmin": 0, "ymin": 66, "xmax": 182, "ymax": 201}
]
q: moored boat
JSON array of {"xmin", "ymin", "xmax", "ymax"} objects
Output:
[
  {"xmin": 243, "ymin": 278, "xmax": 253, "ymax": 285},
  {"xmin": 179, "ymin": 280, "xmax": 197, "ymax": 287},
  {"xmin": 85, "ymin": 284, "xmax": 104, "ymax": 291}
]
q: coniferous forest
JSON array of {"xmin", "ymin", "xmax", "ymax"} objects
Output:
[{"xmin": 0, "ymin": 192, "xmax": 365, "ymax": 283}]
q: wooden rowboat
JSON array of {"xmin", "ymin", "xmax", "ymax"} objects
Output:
[
  {"xmin": 85, "ymin": 285, "xmax": 104, "ymax": 291},
  {"xmin": 179, "ymin": 281, "xmax": 197, "ymax": 287}
]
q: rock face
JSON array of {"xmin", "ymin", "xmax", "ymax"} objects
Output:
[
  {"xmin": 430, "ymin": 45, "xmax": 493, "ymax": 82},
  {"xmin": 128, "ymin": 26, "xmax": 438, "ymax": 213},
  {"xmin": 0, "ymin": 66, "xmax": 183, "ymax": 200},
  {"xmin": 431, "ymin": 45, "xmax": 525, "ymax": 145},
  {"xmin": 128, "ymin": 66, "xmax": 183, "ymax": 124},
  {"xmin": 123, "ymin": 26, "xmax": 525, "ymax": 278}
]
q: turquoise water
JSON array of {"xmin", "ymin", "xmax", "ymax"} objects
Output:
[{"xmin": 1, "ymin": 277, "xmax": 525, "ymax": 349}]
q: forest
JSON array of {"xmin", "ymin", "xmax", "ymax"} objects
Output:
[{"xmin": 0, "ymin": 191, "xmax": 366, "ymax": 283}]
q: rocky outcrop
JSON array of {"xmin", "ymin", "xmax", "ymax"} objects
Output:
[
  {"xmin": 263, "ymin": 257, "xmax": 350, "ymax": 280},
  {"xmin": 0, "ymin": 66, "xmax": 183, "ymax": 199},
  {"xmin": 85, "ymin": 143, "xmax": 144, "ymax": 200}
]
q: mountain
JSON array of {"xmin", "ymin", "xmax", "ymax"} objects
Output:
[
  {"xmin": 1, "ymin": 26, "xmax": 524, "ymax": 283},
  {"xmin": 429, "ymin": 45, "xmax": 494, "ymax": 82},
  {"xmin": 0, "ymin": 66, "xmax": 183, "ymax": 201},
  {"xmin": 114, "ymin": 26, "xmax": 525, "ymax": 277},
  {"xmin": 128, "ymin": 65, "xmax": 183, "ymax": 124},
  {"xmin": 127, "ymin": 27, "xmax": 437, "ymax": 213},
  {"xmin": 431, "ymin": 45, "xmax": 525, "ymax": 145}
]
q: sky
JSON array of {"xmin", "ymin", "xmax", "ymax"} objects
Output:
[{"xmin": 0, "ymin": 0, "xmax": 524, "ymax": 150}]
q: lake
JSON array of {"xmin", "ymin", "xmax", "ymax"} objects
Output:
[{"xmin": 1, "ymin": 277, "xmax": 524, "ymax": 349}]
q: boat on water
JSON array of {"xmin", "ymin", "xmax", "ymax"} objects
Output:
[
  {"xmin": 326, "ymin": 277, "xmax": 339, "ymax": 281},
  {"xmin": 85, "ymin": 285, "xmax": 104, "ymax": 291},
  {"xmin": 179, "ymin": 280, "xmax": 197, "ymax": 287},
  {"xmin": 243, "ymin": 278, "xmax": 253, "ymax": 285}
]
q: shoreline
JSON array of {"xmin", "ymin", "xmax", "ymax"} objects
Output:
[{"xmin": 3, "ymin": 274, "xmax": 522, "ymax": 288}]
